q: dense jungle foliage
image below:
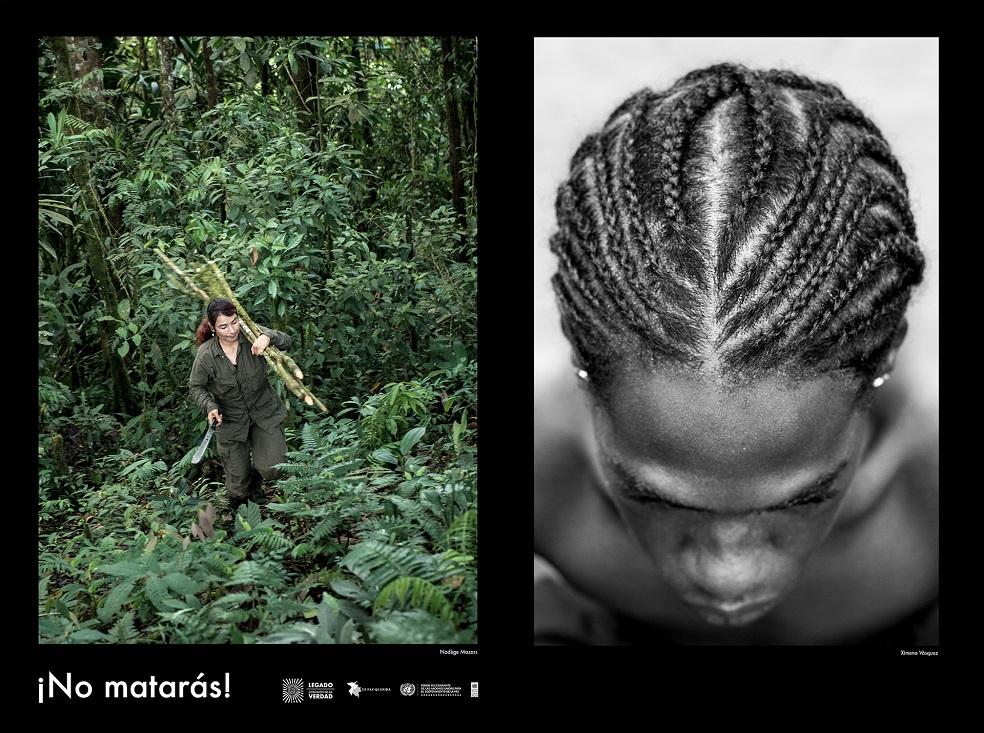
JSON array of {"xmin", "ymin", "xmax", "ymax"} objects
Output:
[{"xmin": 38, "ymin": 36, "xmax": 477, "ymax": 644}]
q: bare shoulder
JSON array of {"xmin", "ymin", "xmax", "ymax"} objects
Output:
[
  {"xmin": 881, "ymin": 387, "xmax": 939, "ymax": 528},
  {"xmin": 794, "ymin": 388, "xmax": 938, "ymax": 640},
  {"xmin": 534, "ymin": 375, "xmax": 592, "ymax": 551}
]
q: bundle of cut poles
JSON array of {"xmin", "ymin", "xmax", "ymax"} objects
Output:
[{"xmin": 156, "ymin": 248, "xmax": 328, "ymax": 413}]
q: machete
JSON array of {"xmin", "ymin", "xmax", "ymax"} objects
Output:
[{"xmin": 191, "ymin": 418, "xmax": 218, "ymax": 464}]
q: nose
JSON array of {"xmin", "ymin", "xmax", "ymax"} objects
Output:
[
  {"xmin": 687, "ymin": 551, "xmax": 769, "ymax": 601},
  {"xmin": 681, "ymin": 520, "xmax": 783, "ymax": 602}
]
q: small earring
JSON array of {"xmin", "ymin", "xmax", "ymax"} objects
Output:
[
  {"xmin": 872, "ymin": 373, "xmax": 891, "ymax": 388},
  {"xmin": 576, "ymin": 369, "xmax": 589, "ymax": 382}
]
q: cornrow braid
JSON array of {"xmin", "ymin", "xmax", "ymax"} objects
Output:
[
  {"xmin": 550, "ymin": 63, "xmax": 924, "ymax": 396},
  {"xmin": 772, "ymin": 180, "xmax": 880, "ymax": 343},
  {"xmin": 802, "ymin": 284, "xmax": 915, "ymax": 375},
  {"xmin": 723, "ymin": 133, "xmax": 865, "ymax": 340},
  {"xmin": 782, "ymin": 179, "xmax": 919, "ymax": 346},
  {"xmin": 715, "ymin": 102, "xmax": 832, "ymax": 325},
  {"xmin": 805, "ymin": 231, "xmax": 923, "ymax": 342},
  {"xmin": 717, "ymin": 75, "xmax": 778, "ymax": 284},
  {"xmin": 761, "ymin": 69, "xmax": 846, "ymax": 100},
  {"xmin": 596, "ymin": 114, "xmax": 703, "ymax": 350},
  {"xmin": 620, "ymin": 91, "xmax": 661, "ymax": 286}
]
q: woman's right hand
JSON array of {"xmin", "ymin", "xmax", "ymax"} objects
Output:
[{"xmin": 207, "ymin": 409, "xmax": 223, "ymax": 427}]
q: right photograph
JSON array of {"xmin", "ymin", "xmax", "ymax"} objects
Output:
[{"xmin": 534, "ymin": 37, "xmax": 938, "ymax": 646}]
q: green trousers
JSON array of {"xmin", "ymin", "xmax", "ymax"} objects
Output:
[{"xmin": 216, "ymin": 421, "xmax": 287, "ymax": 499}]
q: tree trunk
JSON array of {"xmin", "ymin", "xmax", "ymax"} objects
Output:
[
  {"xmin": 305, "ymin": 44, "xmax": 322, "ymax": 150},
  {"xmin": 157, "ymin": 36, "xmax": 176, "ymax": 125},
  {"xmin": 351, "ymin": 37, "xmax": 377, "ymax": 230},
  {"xmin": 138, "ymin": 36, "xmax": 148, "ymax": 72},
  {"xmin": 458, "ymin": 37, "xmax": 478, "ymax": 223},
  {"xmin": 350, "ymin": 37, "xmax": 375, "ymax": 153},
  {"xmin": 440, "ymin": 37, "xmax": 467, "ymax": 253},
  {"xmin": 137, "ymin": 37, "xmax": 149, "ymax": 108},
  {"xmin": 202, "ymin": 35, "xmax": 218, "ymax": 109},
  {"xmin": 460, "ymin": 37, "xmax": 477, "ymax": 160},
  {"xmin": 288, "ymin": 39, "xmax": 321, "ymax": 145},
  {"xmin": 51, "ymin": 37, "xmax": 136, "ymax": 415}
]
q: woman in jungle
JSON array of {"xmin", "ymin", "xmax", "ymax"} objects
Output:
[
  {"xmin": 189, "ymin": 298, "xmax": 292, "ymax": 510},
  {"xmin": 534, "ymin": 63, "xmax": 938, "ymax": 645}
]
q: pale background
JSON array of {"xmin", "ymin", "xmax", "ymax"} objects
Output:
[{"xmin": 533, "ymin": 37, "xmax": 939, "ymax": 414}]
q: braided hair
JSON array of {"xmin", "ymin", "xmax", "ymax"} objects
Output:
[{"xmin": 550, "ymin": 63, "xmax": 924, "ymax": 397}]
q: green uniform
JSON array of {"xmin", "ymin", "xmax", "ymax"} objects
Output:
[{"xmin": 188, "ymin": 327, "xmax": 290, "ymax": 499}]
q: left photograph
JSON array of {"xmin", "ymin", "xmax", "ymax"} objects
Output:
[{"xmin": 38, "ymin": 36, "xmax": 477, "ymax": 644}]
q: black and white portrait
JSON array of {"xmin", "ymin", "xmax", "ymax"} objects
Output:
[{"xmin": 534, "ymin": 37, "xmax": 938, "ymax": 646}]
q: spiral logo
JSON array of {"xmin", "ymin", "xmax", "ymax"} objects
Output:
[
  {"xmin": 400, "ymin": 683, "xmax": 416, "ymax": 696},
  {"xmin": 283, "ymin": 678, "xmax": 304, "ymax": 703}
]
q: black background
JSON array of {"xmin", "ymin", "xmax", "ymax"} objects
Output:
[{"xmin": 15, "ymin": 27, "xmax": 958, "ymax": 712}]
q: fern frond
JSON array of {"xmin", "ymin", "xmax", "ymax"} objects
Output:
[
  {"xmin": 98, "ymin": 577, "xmax": 137, "ymax": 622},
  {"xmin": 374, "ymin": 576, "xmax": 456, "ymax": 623},
  {"xmin": 301, "ymin": 423, "xmax": 319, "ymax": 451},
  {"xmin": 143, "ymin": 575, "xmax": 171, "ymax": 611},
  {"xmin": 109, "ymin": 611, "xmax": 139, "ymax": 643},
  {"xmin": 310, "ymin": 514, "xmax": 342, "ymax": 543},
  {"xmin": 444, "ymin": 509, "xmax": 477, "ymax": 554},
  {"xmin": 367, "ymin": 609, "xmax": 467, "ymax": 644},
  {"xmin": 341, "ymin": 541, "xmax": 445, "ymax": 589}
]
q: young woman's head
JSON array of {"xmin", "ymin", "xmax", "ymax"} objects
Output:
[
  {"xmin": 195, "ymin": 298, "xmax": 239, "ymax": 346},
  {"xmin": 550, "ymin": 64, "xmax": 925, "ymax": 625}
]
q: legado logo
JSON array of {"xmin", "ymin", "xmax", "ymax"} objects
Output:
[
  {"xmin": 306, "ymin": 682, "xmax": 334, "ymax": 700},
  {"xmin": 282, "ymin": 679, "xmax": 304, "ymax": 703}
]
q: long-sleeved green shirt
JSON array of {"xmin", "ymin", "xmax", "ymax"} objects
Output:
[{"xmin": 188, "ymin": 327, "xmax": 290, "ymax": 443}]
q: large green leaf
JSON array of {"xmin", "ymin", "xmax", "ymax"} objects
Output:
[
  {"xmin": 371, "ymin": 448, "xmax": 398, "ymax": 465},
  {"xmin": 399, "ymin": 427, "xmax": 426, "ymax": 456},
  {"xmin": 96, "ymin": 561, "xmax": 145, "ymax": 577},
  {"xmin": 98, "ymin": 577, "xmax": 137, "ymax": 622},
  {"xmin": 162, "ymin": 572, "xmax": 201, "ymax": 595},
  {"xmin": 144, "ymin": 575, "xmax": 172, "ymax": 611}
]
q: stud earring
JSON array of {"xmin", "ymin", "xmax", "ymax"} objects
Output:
[
  {"xmin": 872, "ymin": 373, "xmax": 891, "ymax": 388},
  {"xmin": 576, "ymin": 369, "xmax": 589, "ymax": 382}
]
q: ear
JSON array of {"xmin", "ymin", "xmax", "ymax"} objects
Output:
[{"xmin": 877, "ymin": 318, "xmax": 908, "ymax": 376}]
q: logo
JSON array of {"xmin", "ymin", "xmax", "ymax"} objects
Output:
[
  {"xmin": 419, "ymin": 683, "xmax": 463, "ymax": 697},
  {"xmin": 283, "ymin": 678, "xmax": 304, "ymax": 703},
  {"xmin": 347, "ymin": 681, "xmax": 392, "ymax": 697},
  {"xmin": 400, "ymin": 683, "xmax": 416, "ymax": 697},
  {"xmin": 306, "ymin": 681, "xmax": 334, "ymax": 700},
  {"xmin": 471, "ymin": 682, "xmax": 478, "ymax": 698}
]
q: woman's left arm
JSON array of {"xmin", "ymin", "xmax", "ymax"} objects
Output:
[{"xmin": 256, "ymin": 327, "xmax": 291, "ymax": 351}]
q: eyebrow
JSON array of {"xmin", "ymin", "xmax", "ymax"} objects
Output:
[{"xmin": 606, "ymin": 458, "xmax": 848, "ymax": 514}]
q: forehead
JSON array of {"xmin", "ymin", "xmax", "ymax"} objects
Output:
[
  {"xmin": 601, "ymin": 364, "xmax": 859, "ymax": 476},
  {"xmin": 214, "ymin": 313, "xmax": 238, "ymax": 326}
]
